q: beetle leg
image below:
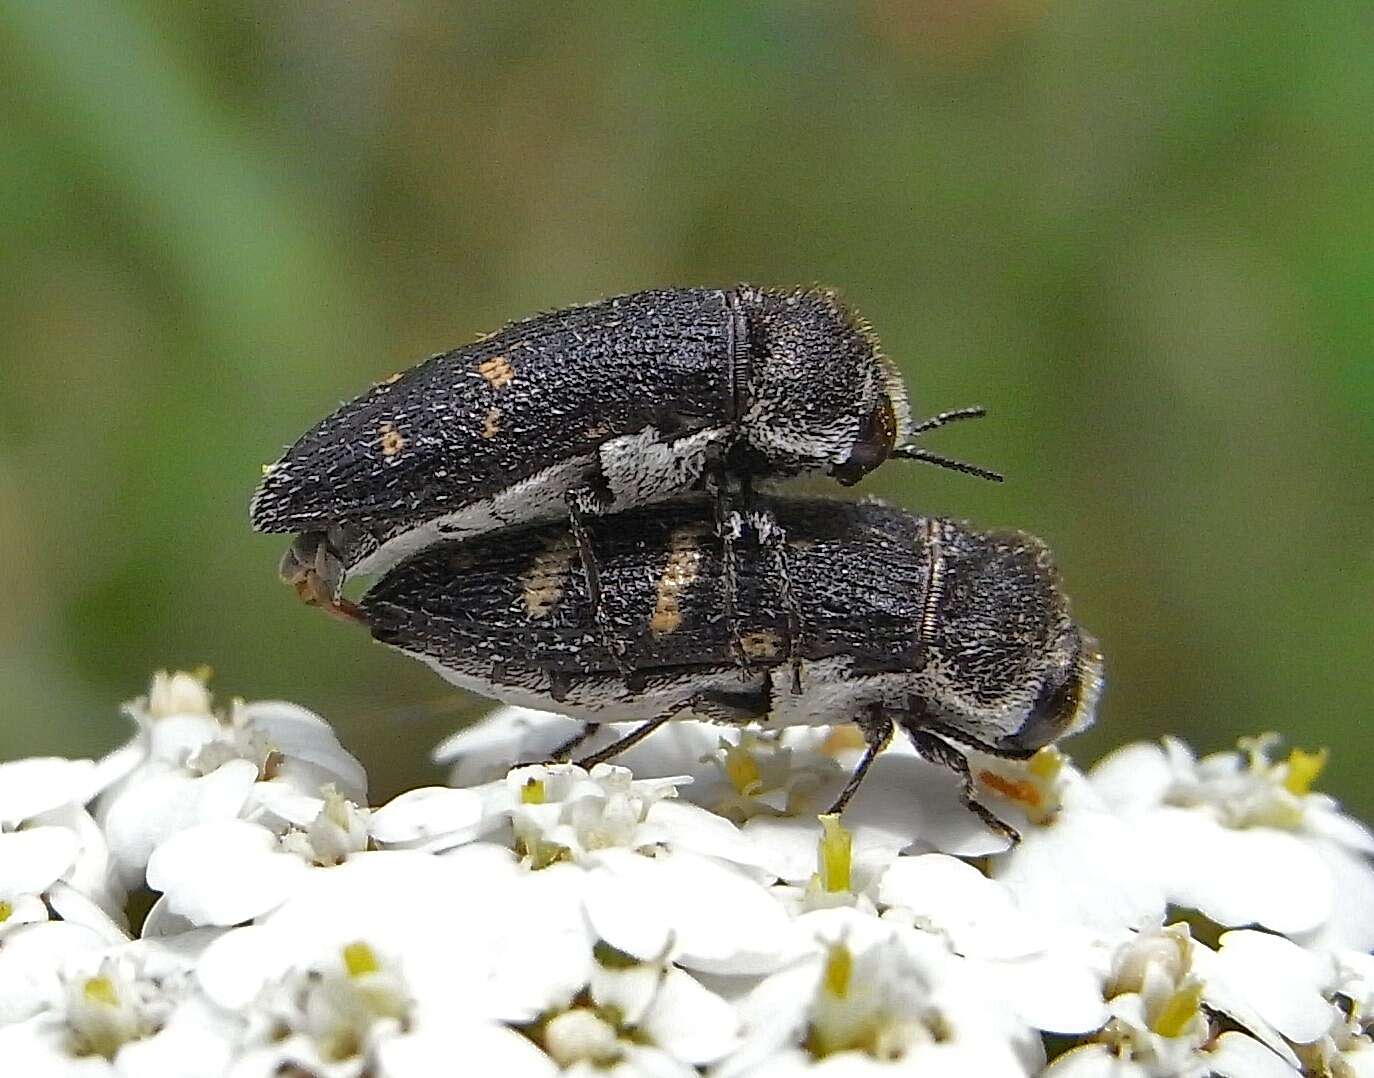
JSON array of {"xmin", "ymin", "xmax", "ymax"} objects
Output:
[
  {"xmin": 573, "ymin": 688, "xmax": 767, "ymax": 769},
  {"xmin": 565, "ymin": 485, "xmax": 634, "ymax": 678},
  {"xmin": 547, "ymin": 722, "xmax": 597, "ymax": 763},
  {"xmin": 719, "ymin": 508, "xmax": 750, "ymax": 674},
  {"xmin": 825, "ymin": 705, "xmax": 893, "ymax": 816},
  {"xmin": 278, "ymin": 532, "xmax": 364, "ymax": 624},
  {"xmin": 747, "ymin": 508, "xmax": 803, "ymax": 694},
  {"xmin": 573, "ymin": 710, "xmax": 676, "ymax": 769},
  {"xmin": 705, "ymin": 464, "xmax": 751, "ymax": 674},
  {"xmin": 896, "ymin": 719, "xmax": 1020, "ymax": 845}
]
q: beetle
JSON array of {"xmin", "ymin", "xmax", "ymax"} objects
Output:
[
  {"xmin": 356, "ymin": 495, "xmax": 1103, "ymax": 838},
  {"xmin": 250, "ymin": 286, "xmax": 1000, "ymax": 652}
]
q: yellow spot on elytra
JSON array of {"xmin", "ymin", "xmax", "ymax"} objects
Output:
[
  {"xmin": 379, "ymin": 422, "xmax": 406, "ymax": 457},
  {"xmin": 1149, "ymin": 982, "xmax": 1203, "ymax": 1038},
  {"xmin": 477, "ymin": 354, "xmax": 515, "ymax": 389},
  {"xmin": 342, "ymin": 941, "xmax": 379, "ymax": 977},
  {"xmin": 1283, "ymin": 747, "xmax": 1327, "ymax": 796},
  {"xmin": 739, "ymin": 630, "xmax": 783, "ymax": 660},
  {"xmin": 480, "ymin": 407, "xmax": 501, "ymax": 439},
  {"xmin": 978, "ymin": 769, "xmax": 1041, "ymax": 809},
  {"xmin": 649, "ymin": 528, "xmax": 704, "ymax": 635},
  {"xmin": 260, "ymin": 462, "xmax": 275, "ymax": 476},
  {"xmin": 520, "ymin": 535, "xmax": 577, "ymax": 618},
  {"xmin": 816, "ymin": 813, "xmax": 852, "ymax": 894}
]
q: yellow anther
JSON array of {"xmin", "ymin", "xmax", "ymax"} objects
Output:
[
  {"xmin": 1028, "ymin": 746, "xmax": 1063, "ymax": 782},
  {"xmin": 521, "ymin": 777, "xmax": 546, "ymax": 804},
  {"xmin": 1150, "ymin": 982, "xmax": 1203, "ymax": 1038},
  {"xmin": 1283, "ymin": 747, "xmax": 1328, "ymax": 796},
  {"xmin": 723, "ymin": 745, "xmax": 762, "ymax": 796},
  {"xmin": 0, "ymin": 900, "xmax": 11, "ymax": 922},
  {"xmin": 816, "ymin": 813, "xmax": 853, "ymax": 894},
  {"xmin": 83, "ymin": 976, "xmax": 119, "ymax": 1007},
  {"xmin": 821, "ymin": 942, "xmax": 853, "ymax": 999},
  {"xmin": 342, "ymin": 941, "xmax": 379, "ymax": 978}
]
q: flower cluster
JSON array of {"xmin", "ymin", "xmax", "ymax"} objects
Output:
[{"xmin": 1, "ymin": 672, "xmax": 1372, "ymax": 1076}]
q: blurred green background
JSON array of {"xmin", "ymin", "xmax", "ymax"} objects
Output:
[{"xmin": 2, "ymin": 2, "xmax": 1371, "ymax": 812}]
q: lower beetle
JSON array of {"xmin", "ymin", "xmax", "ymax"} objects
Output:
[
  {"xmin": 250, "ymin": 287, "xmax": 1000, "ymax": 647},
  {"xmin": 357, "ymin": 496, "xmax": 1103, "ymax": 837}
]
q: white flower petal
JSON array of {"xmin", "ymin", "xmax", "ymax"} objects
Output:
[
  {"xmin": 237, "ymin": 700, "xmax": 368, "ymax": 803},
  {"xmin": 45, "ymin": 882, "xmax": 130, "ymax": 946},
  {"xmin": 584, "ymin": 849, "xmax": 793, "ymax": 975},
  {"xmin": 0, "ymin": 921, "xmax": 109, "ymax": 1022},
  {"xmin": 638, "ymin": 967, "xmax": 738, "ymax": 1064},
  {"xmin": 146, "ymin": 819, "xmax": 309, "ymax": 926},
  {"xmin": 1087, "ymin": 742, "xmax": 1176, "ymax": 813},
  {"xmin": 991, "ymin": 809, "xmax": 1166, "ymax": 934},
  {"xmin": 877, "ymin": 854, "xmax": 1042, "ymax": 959},
  {"xmin": 0, "ymin": 828, "xmax": 79, "ymax": 897},
  {"xmin": 1297, "ymin": 839, "xmax": 1374, "ymax": 952},
  {"xmin": 377, "ymin": 1021, "xmax": 558, "ymax": 1078},
  {"xmin": 1206, "ymin": 1030, "xmax": 1303, "ymax": 1078},
  {"xmin": 0, "ymin": 758, "xmax": 97, "ymax": 826},
  {"xmin": 368, "ymin": 787, "xmax": 488, "ymax": 850},
  {"xmin": 102, "ymin": 759, "xmax": 259, "ymax": 887},
  {"xmin": 1212, "ymin": 930, "xmax": 1334, "ymax": 1044},
  {"xmin": 1043, "ymin": 1043, "xmax": 1149, "ymax": 1077},
  {"xmin": 1143, "ymin": 808, "xmax": 1332, "ymax": 934},
  {"xmin": 0, "ymin": 893, "xmax": 51, "ymax": 933}
]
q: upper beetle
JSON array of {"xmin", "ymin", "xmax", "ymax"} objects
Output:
[{"xmin": 250, "ymin": 286, "xmax": 998, "ymax": 618}]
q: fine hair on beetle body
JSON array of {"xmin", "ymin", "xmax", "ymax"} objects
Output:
[
  {"xmin": 357, "ymin": 495, "xmax": 1103, "ymax": 840},
  {"xmin": 250, "ymin": 286, "xmax": 1002, "ymax": 662}
]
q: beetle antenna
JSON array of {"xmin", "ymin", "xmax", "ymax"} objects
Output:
[
  {"xmin": 894, "ymin": 405, "xmax": 1004, "ymax": 482},
  {"xmin": 905, "ymin": 405, "xmax": 988, "ymax": 437},
  {"xmin": 890, "ymin": 446, "xmax": 1005, "ymax": 483}
]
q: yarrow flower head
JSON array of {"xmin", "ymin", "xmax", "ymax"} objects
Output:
[
  {"xmin": 2, "ymin": 682, "xmax": 1372, "ymax": 1076},
  {"xmin": 1090, "ymin": 733, "xmax": 1374, "ymax": 947}
]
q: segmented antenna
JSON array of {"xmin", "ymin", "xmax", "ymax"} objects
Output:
[{"xmin": 892, "ymin": 406, "xmax": 1005, "ymax": 483}]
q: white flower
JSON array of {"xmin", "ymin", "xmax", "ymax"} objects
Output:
[
  {"xmin": 518, "ymin": 941, "xmax": 739, "ymax": 1074},
  {"xmin": 228, "ymin": 940, "xmax": 411, "ymax": 1077},
  {"xmin": 97, "ymin": 672, "xmax": 367, "ymax": 891},
  {"xmin": 0, "ymin": 951, "xmax": 229, "ymax": 1077},
  {"xmin": 1090, "ymin": 735, "xmax": 1374, "ymax": 946},
  {"xmin": 970, "ymin": 748, "xmax": 1168, "ymax": 935},
  {"xmin": 146, "ymin": 786, "xmax": 372, "ymax": 927},
  {"xmin": 720, "ymin": 908, "xmax": 1040, "ymax": 1076},
  {"xmin": 1045, "ymin": 924, "xmax": 1301, "ymax": 1078}
]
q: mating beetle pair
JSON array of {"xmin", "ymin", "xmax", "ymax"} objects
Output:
[{"xmin": 251, "ymin": 285, "xmax": 1102, "ymax": 838}]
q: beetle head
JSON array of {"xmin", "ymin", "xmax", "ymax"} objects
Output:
[
  {"xmin": 915, "ymin": 523, "xmax": 1103, "ymax": 755},
  {"xmin": 738, "ymin": 288, "xmax": 911, "ymax": 478}
]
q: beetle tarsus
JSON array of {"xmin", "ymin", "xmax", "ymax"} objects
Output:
[{"xmin": 899, "ymin": 721, "xmax": 1021, "ymax": 845}]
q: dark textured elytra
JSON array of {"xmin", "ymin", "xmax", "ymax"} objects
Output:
[
  {"xmin": 250, "ymin": 286, "xmax": 902, "ymax": 537},
  {"xmin": 360, "ymin": 496, "xmax": 1102, "ymax": 756}
]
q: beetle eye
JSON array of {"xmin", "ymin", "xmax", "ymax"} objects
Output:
[
  {"xmin": 997, "ymin": 636, "xmax": 1104, "ymax": 754},
  {"xmin": 834, "ymin": 394, "xmax": 899, "ymax": 486}
]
